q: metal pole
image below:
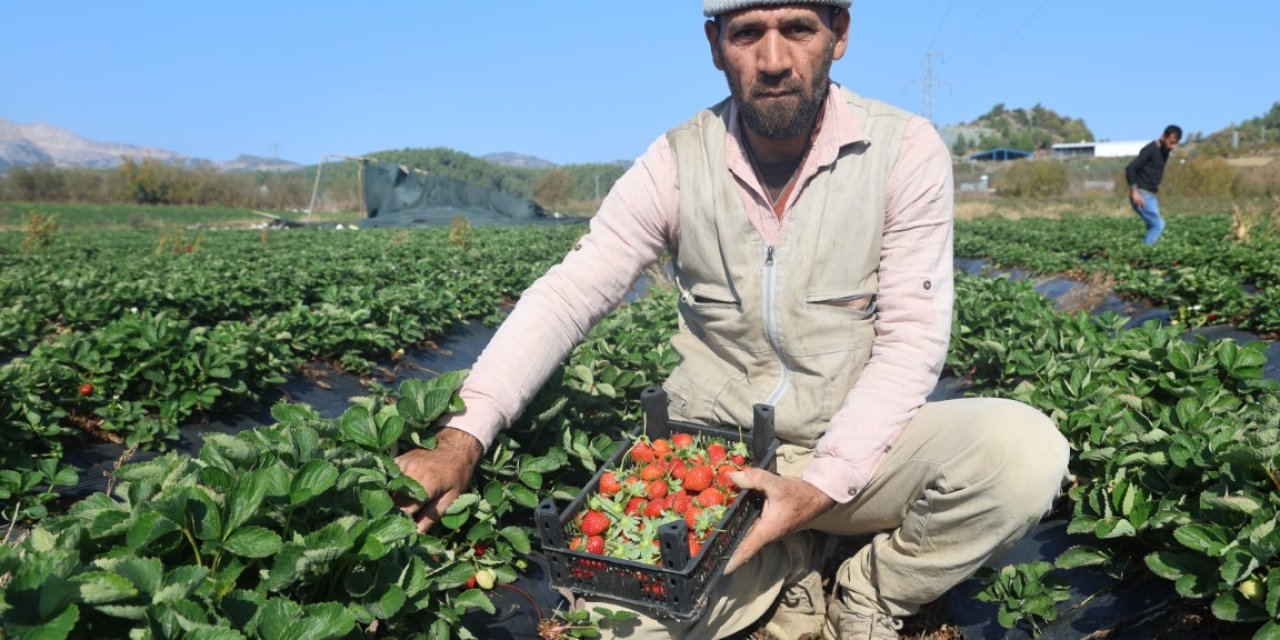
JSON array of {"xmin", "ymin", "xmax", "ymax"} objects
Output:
[{"xmin": 306, "ymin": 156, "xmax": 326, "ymax": 225}]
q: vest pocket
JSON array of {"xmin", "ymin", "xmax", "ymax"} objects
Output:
[
  {"xmin": 685, "ymin": 283, "xmax": 740, "ymax": 309},
  {"xmin": 805, "ymin": 290, "xmax": 877, "ymax": 318}
]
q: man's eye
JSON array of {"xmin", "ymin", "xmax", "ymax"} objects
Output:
[{"xmin": 730, "ymin": 28, "xmax": 762, "ymax": 42}]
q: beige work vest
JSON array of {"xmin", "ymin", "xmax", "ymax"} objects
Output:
[{"xmin": 663, "ymin": 87, "xmax": 911, "ymax": 447}]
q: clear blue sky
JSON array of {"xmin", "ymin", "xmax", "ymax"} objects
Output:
[{"xmin": 4, "ymin": 1, "xmax": 1277, "ymax": 165}]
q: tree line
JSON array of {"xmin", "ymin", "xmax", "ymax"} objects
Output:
[{"xmin": 0, "ymin": 148, "xmax": 629, "ymax": 215}]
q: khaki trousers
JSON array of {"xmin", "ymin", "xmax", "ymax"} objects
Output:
[{"xmin": 593, "ymin": 397, "xmax": 1071, "ymax": 639}]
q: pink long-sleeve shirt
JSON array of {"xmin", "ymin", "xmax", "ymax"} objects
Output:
[{"xmin": 443, "ymin": 85, "xmax": 954, "ymax": 503}]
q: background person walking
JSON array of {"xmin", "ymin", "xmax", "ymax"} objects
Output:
[{"xmin": 1125, "ymin": 125, "xmax": 1182, "ymax": 244}]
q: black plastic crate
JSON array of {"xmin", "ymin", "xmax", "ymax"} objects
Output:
[{"xmin": 535, "ymin": 386, "xmax": 779, "ymax": 620}]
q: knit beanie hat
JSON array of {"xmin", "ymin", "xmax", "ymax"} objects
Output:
[{"xmin": 703, "ymin": 0, "xmax": 852, "ymax": 17}]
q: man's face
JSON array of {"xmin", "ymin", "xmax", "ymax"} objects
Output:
[
  {"xmin": 1159, "ymin": 132, "xmax": 1181, "ymax": 150},
  {"xmin": 705, "ymin": 6, "xmax": 849, "ymax": 141}
]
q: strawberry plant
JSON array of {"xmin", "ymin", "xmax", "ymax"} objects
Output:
[{"xmin": 0, "ymin": 372, "xmax": 573, "ymax": 639}]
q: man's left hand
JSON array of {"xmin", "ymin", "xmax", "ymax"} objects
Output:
[{"xmin": 723, "ymin": 468, "xmax": 836, "ymax": 575}]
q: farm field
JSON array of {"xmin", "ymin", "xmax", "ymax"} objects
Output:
[
  {"xmin": 2, "ymin": 210, "xmax": 1279, "ymax": 638},
  {"xmin": 0, "ymin": 201, "xmax": 364, "ymax": 232}
]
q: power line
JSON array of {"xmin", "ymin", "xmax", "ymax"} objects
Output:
[
  {"xmin": 948, "ymin": 0, "xmax": 991, "ymax": 56},
  {"xmin": 926, "ymin": 0, "xmax": 955, "ymax": 52},
  {"xmin": 965, "ymin": 0, "xmax": 1051, "ymax": 83}
]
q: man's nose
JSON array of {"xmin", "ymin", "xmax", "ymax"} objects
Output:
[{"xmin": 756, "ymin": 31, "xmax": 792, "ymax": 77}]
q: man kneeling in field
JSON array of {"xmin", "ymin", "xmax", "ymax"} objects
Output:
[{"xmin": 397, "ymin": 2, "xmax": 1070, "ymax": 638}]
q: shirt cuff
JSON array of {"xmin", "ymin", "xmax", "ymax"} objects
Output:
[
  {"xmin": 801, "ymin": 454, "xmax": 879, "ymax": 504},
  {"xmin": 439, "ymin": 399, "xmax": 506, "ymax": 452}
]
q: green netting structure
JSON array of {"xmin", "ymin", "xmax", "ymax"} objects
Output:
[{"xmin": 358, "ymin": 161, "xmax": 576, "ymax": 228}]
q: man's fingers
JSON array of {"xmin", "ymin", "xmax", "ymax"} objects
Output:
[
  {"xmin": 724, "ymin": 523, "xmax": 765, "ymax": 575},
  {"xmin": 729, "ymin": 467, "xmax": 772, "ymax": 491}
]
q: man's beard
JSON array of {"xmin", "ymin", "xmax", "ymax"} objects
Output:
[{"xmin": 723, "ymin": 49, "xmax": 834, "ymax": 140}]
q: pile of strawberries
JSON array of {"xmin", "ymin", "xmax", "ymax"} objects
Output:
[{"xmin": 568, "ymin": 431, "xmax": 751, "ymax": 567}]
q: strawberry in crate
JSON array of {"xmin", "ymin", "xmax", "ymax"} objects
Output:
[
  {"xmin": 564, "ymin": 432, "xmax": 753, "ymax": 566},
  {"xmin": 535, "ymin": 386, "xmax": 779, "ymax": 620}
]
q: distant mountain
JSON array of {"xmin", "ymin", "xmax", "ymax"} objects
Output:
[
  {"xmin": 218, "ymin": 154, "xmax": 303, "ymax": 172},
  {"xmin": 0, "ymin": 118, "xmax": 300, "ymax": 173},
  {"xmin": 482, "ymin": 152, "xmax": 557, "ymax": 169}
]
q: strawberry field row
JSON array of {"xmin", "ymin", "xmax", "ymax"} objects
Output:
[
  {"xmin": 0, "ymin": 226, "xmax": 584, "ymax": 522},
  {"xmin": 955, "ymin": 214, "xmax": 1280, "ymax": 334},
  {"xmin": 1, "ymin": 278, "xmax": 682, "ymax": 639},
  {"xmin": 950, "ymin": 272, "xmax": 1280, "ymax": 637}
]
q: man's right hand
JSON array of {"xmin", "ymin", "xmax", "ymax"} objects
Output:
[
  {"xmin": 395, "ymin": 427, "xmax": 485, "ymax": 533},
  {"xmin": 1130, "ymin": 190, "xmax": 1145, "ymax": 209}
]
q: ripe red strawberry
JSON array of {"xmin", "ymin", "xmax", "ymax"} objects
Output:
[
  {"xmin": 707, "ymin": 442, "xmax": 727, "ymax": 464},
  {"xmin": 668, "ymin": 459, "xmax": 688, "ymax": 480},
  {"xmin": 684, "ymin": 505, "xmax": 703, "ymax": 529},
  {"xmin": 716, "ymin": 465, "xmax": 738, "ymax": 492},
  {"xmin": 467, "ymin": 575, "xmax": 477, "ymax": 589},
  {"xmin": 672, "ymin": 433, "xmax": 694, "ymax": 450},
  {"xmin": 688, "ymin": 532, "xmax": 702, "ymax": 556},
  {"xmin": 630, "ymin": 441, "xmax": 655, "ymax": 463},
  {"xmin": 651, "ymin": 438, "xmax": 672, "ymax": 460},
  {"xmin": 79, "ymin": 383, "xmax": 93, "ymax": 396},
  {"xmin": 643, "ymin": 498, "xmax": 666, "ymax": 518},
  {"xmin": 645, "ymin": 480, "xmax": 668, "ymax": 501},
  {"xmin": 640, "ymin": 463, "xmax": 666, "ymax": 482},
  {"xmin": 683, "ymin": 465, "xmax": 714, "ymax": 493},
  {"xmin": 473, "ymin": 544, "xmax": 486, "ymax": 556},
  {"xmin": 696, "ymin": 487, "xmax": 725, "ymax": 507},
  {"xmin": 731, "ymin": 453, "xmax": 746, "ymax": 466},
  {"xmin": 625, "ymin": 497, "xmax": 646, "ymax": 516},
  {"xmin": 581, "ymin": 510, "xmax": 610, "ymax": 536},
  {"xmin": 586, "ymin": 535, "xmax": 606, "ymax": 555},
  {"xmin": 671, "ymin": 490, "xmax": 693, "ymax": 515},
  {"xmin": 599, "ymin": 471, "xmax": 622, "ymax": 496}
]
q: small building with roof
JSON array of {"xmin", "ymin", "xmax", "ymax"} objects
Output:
[
  {"xmin": 967, "ymin": 148, "xmax": 1032, "ymax": 162},
  {"xmin": 1052, "ymin": 140, "xmax": 1148, "ymax": 159}
]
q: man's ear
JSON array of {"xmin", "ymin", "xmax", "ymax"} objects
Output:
[
  {"xmin": 831, "ymin": 9, "xmax": 850, "ymax": 61},
  {"xmin": 705, "ymin": 19, "xmax": 725, "ymax": 71}
]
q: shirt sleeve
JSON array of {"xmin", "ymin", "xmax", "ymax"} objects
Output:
[
  {"xmin": 801, "ymin": 116, "xmax": 955, "ymax": 503},
  {"xmin": 1125, "ymin": 143, "xmax": 1149, "ymax": 187},
  {"xmin": 441, "ymin": 137, "xmax": 679, "ymax": 448}
]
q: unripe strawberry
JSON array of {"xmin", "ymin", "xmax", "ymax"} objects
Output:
[{"xmin": 475, "ymin": 569, "xmax": 496, "ymax": 590}]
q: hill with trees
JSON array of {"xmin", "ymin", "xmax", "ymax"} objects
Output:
[
  {"xmin": 950, "ymin": 103, "xmax": 1094, "ymax": 156},
  {"xmin": 1194, "ymin": 102, "xmax": 1280, "ymax": 156}
]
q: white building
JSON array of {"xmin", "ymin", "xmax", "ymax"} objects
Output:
[{"xmin": 1052, "ymin": 140, "xmax": 1149, "ymax": 159}]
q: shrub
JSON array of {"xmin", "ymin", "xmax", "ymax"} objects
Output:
[
  {"xmin": 1162, "ymin": 156, "xmax": 1239, "ymax": 197},
  {"xmin": 992, "ymin": 160, "xmax": 1068, "ymax": 198}
]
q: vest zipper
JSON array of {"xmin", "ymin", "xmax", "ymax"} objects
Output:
[{"xmin": 762, "ymin": 245, "xmax": 790, "ymax": 406}]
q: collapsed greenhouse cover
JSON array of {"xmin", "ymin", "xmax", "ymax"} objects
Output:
[{"xmin": 358, "ymin": 161, "xmax": 582, "ymax": 228}]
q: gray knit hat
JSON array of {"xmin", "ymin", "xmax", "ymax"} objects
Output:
[{"xmin": 703, "ymin": 0, "xmax": 852, "ymax": 17}]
